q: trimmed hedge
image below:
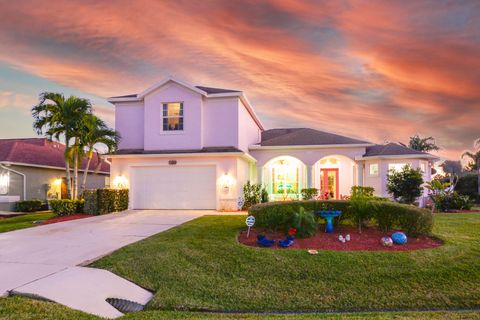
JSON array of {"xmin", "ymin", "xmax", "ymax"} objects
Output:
[
  {"xmin": 83, "ymin": 188, "xmax": 129, "ymax": 215},
  {"xmin": 16, "ymin": 200, "xmax": 43, "ymax": 212},
  {"xmin": 49, "ymin": 199, "xmax": 84, "ymax": 216},
  {"xmin": 249, "ymin": 200, "xmax": 433, "ymax": 236}
]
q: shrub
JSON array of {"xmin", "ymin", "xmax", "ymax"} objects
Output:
[
  {"xmin": 387, "ymin": 165, "xmax": 424, "ymax": 204},
  {"xmin": 289, "ymin": 207, "xmax": 317, "ymax": 238},
  {"xmin": 16, "ymin": 200, "xmax": 43, "ymax": 212},
  {"xmin": 49, "ymin": 199, "xmax": 83, "ymax": 216},
  {"xmin": 455, "ymin": 174, "xmax": 479, "ymax": 200},
  {"xmin": 83, "ymin": 188, "xmax": 129, "ymax": 215},
  {"xmin": 250, "ymin": 200, "xmax": 433, "ymax": 236},
  {"xmin": 349, "ymin": 191, "xmax": 378, "ymax": 233},
  {"xmin": 300, "ymin": 188, "xmax": 318, "ymax": 200},
  {"xmin": 242, "ymin": 181, "xmax": 266, "ymax": 210},
  {"xmin": 351, "ymin": 186, "xmax": 375, "ymax": 198}
]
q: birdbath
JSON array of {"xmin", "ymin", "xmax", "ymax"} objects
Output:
[{"xmin": 317, "ymin": 210, "xmax": 342, "ymax": 233}]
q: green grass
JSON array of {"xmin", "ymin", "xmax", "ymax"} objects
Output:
[
  {"xmin": 92, "ymin": 213, "xmax": 480, "ymax": 313},
  {"xmin": 1, "ymin": 296, "xmax": 479, "ymax": 320},
  {"xmin": 0, "ymin": 212, "xmax": 56, "ymax": 233}
]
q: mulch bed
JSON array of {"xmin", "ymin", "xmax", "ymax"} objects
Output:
[
  {"xmin": 238, "ymin": 226, "xmax": 443, "ymax": 251},
  {"xmin": 40, "ymin": 214, "xmax": 93, "ymax": 225}
]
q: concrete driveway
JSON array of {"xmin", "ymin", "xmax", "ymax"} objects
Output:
[{"xmin": 0, "ymin": 209, "xmax": 212, "ymax": 317}]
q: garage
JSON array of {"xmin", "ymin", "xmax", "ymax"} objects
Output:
[{"xmin": 130, "ymin": 165, "xmax": 217, "ymax": 209}]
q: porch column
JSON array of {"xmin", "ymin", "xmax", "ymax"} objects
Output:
[
  {"xmin": 257, "ymin": 165, "xmax": 264, "ymax": 185},
  {"xmin": 356, "ymin": 163, "xmax": 364, "ymax": 186},
  {"xmin": 306, "ymin": 165, "xmax": 313, "ymax": 189}
]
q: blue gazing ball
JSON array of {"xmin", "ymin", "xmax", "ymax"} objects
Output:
[{"xmin": 391, "ymin": 232, "xmax": 408, "ymax": 245}]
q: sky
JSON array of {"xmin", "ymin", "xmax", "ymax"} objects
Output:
[{"xmin": 0, "ymin": 0, "xmax": 478, "ymax": 160}]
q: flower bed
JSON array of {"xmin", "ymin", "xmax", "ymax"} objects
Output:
[
  {"xmin": 40, "ymin": 214, "xmax": 92, "ymax": 225},
  {"xmin": 238, "ymin": 226, "xmax": 442, "ymax": 251}
]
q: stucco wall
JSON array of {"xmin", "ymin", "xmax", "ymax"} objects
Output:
[
  {"xmin": 238, "ymin": 99, "xmax": 261, "ymax": 153},
  {"xmin": 203, "ymin": 97, "xmax": 239, "ymax": 148},
  {"xmin": 143, "ymin": 83, "xmax": 203, "ymax": 150},
  {"xmin": 115, "ymin": 102, "xmax": 144, "ymax": 150}
]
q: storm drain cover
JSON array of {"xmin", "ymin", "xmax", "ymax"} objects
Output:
[{"xmin": 106, "ymin": 298, "xmax": 145, "ymax": 313}]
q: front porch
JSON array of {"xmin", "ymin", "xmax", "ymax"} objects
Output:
[{"xmin": 259, "ymin": 154, "xmax": 361, "ymax": 201}]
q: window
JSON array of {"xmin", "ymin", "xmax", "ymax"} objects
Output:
[
  {"xmin": 369, "ymin": 163, "xmax": 379, "ymax": 176},
  {"xmin": 162, "ymin": 102, "xmax": 183, "ymax": 131},
  {"xmin": 420, "ymin": 163, "xmax": 426, "ymax": 173},
  {"xmin": 0, "ymin": 172, "xmax": 9, "ymax": 195},
  {"xmin": 388, "ymin": 163, "xmax": 407, "ymax": 172}
]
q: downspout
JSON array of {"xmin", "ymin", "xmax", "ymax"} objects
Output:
[{"xmin": 0, "ymin": 163, "xmax": 26, "ymax": 201}]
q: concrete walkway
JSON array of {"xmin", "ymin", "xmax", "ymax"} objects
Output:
[{"xmin": 0, "ymin": 210, "xmax": 212, "ymax": 318}]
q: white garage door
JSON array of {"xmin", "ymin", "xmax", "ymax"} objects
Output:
[{"xmin": 131, "ymin": 165, "xmax": 217, "ymax": 209}]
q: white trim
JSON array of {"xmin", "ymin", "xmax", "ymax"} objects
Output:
[
  {"xmin": 0, "ymin": 161, "xmax": 109, "ymax": 174},
  {"xmin": 356, "ymin": 154, "xmax": 440, "ymax": 161},
  {"xmin": 239, "ymin": 95, "xmax": 265, "ymax": 131},
  {"xmin": 249, "ymin": 143, "xmax": 374, "ymax": 150},
  {"xmin": 138, "ymin": 77, "xmax": 207, "ymax": 99},
  {"xmin": 0, "ymin": 195, "xmax": 20, "ymax": 203},
  {"xmin": 0, "ymin": 164, "xmax": 26, "ymax": 200},
  {"xmin": 108, "ymin": 151, "xmax": 257, "ymax": 163},
  {"xmin": 107, "ymin": 96, "xmax": 140, "ymax": 103}
]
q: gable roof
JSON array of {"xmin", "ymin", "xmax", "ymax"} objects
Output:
[
  {"xmin": 363, "ymin": 143, "xmax": 438, "ymax": 159},
  {"xmin": 0, "ymin": 138, "xmax": 110, "ymax": 173},
  {"xmin": 195, "ymin": 86, "xmax": 240, "ymax": 94},
  {"xmin": 255, "ymin": 128, "xmax": 372, "ymax": 147}
]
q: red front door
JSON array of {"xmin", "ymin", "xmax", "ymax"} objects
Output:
[{"xmin": 320, "ymin": 168, "xmax": 339, "ymax": 199}]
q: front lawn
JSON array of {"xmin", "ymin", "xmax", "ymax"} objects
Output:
[
  {"xmin": 92, "ymin": 213, "xmax": 480, "ymax": 313},
  {"xmin": 1, "ymin": 296, "xmax": 479, "ymax": 320},
  {"xmin": 0, "ymin": 212, "xmax": 56, "ymax": 233}
]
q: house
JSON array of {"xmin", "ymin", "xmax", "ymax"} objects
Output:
[
  {"xmin": 0, "ymin": 138, "xmax": 110, "ymax": 211},
  {"xmin": 107, "ymin": 77, "xmax": 438, "ymax": 210}
]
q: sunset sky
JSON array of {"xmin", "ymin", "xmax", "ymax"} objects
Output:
[{"xmin": 0, "ymin": 0, "xmax": 478, "ymax": 160}]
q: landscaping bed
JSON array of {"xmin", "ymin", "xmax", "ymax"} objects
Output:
[
  {"xmin": 39, "ymin": 214, "xmax": 92, "ymax": 225},
  {"xmin": 238, "ymin": 226, "xmax": 442, "ymax": 251}
]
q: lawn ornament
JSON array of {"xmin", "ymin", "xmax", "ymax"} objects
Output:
[
  {"xmin": 279, "ymin": 235, "xmax": 295, "ymax": 248},
  {"xmin": 317, "ymin": 210, "xmax": 342, "ymax": 233},
  {"xmin": 307, "ymin": 249, "xmax": 318, "ymax": 255},
  {"xmin": 391, "ymin": 232, "xmax": 407, "ymax": 245},
  {"xmin": 380, "ymin": 236, "xmax": 393, "ymax": 247},
  {"xmin": 345, "ymin": 234, "xmax": 351, "ymax": 241},
  {"xmin": 245, "ymin": 216, "xmax": 255, "ymax": 238},
  {"xmin": 257, "ymin": 234, "xmax": 275, "ymax": 247},
  {"xmin": 338, "ymin": 235, "xmax": 344, "ymax": 242}
]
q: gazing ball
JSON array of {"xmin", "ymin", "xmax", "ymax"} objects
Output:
[
  {"xmin": 380, "ymin": 236, "xmax": 393, "ymax": 247},
  {"xmin": 391, "ymin": 232, "xmax": 408, "ymax": 245}
]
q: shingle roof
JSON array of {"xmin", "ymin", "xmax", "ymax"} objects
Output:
[
  {"xmin": 112, "ymin": 146, "xmax": 243, "ymax": 155},
  {"xmin": 258, "ymin": 128, "xmax": 371, "ymax": 146},
  {"xmin": 364, "ymin": 143, "xmax": 432, "ymax": 157},
  {"xmin": 109, "ymin": 94, "xmax": 137, "ymax": 99},
  {"xmin": 195, "ymin": 86, "xmax": 241, "ymax": 94},
  {"xmin": 0, "ymin": 138, "xmax": 110, "ymax": 173}
]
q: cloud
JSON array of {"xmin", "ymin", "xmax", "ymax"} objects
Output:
[
  {"xmin": 0, "ymin": 91, "xmax": 37, "ymax": 113},
  {"xmin": 0, "ymin": 0, "xmax": 478, "ymax": 160}
]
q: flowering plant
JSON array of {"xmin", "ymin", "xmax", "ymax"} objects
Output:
[{"xmin": 288, "ymin": 227, "xmax": 297, "ymax": 236}]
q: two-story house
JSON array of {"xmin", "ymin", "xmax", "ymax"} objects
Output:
[{"xmin": 108, "ymin": 77, "xmax": 438, "ymax": 210}]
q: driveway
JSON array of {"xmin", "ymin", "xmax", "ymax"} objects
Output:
[{"xmin": 0, "ymin": 209, "xmax": 212, "ymax": 317}]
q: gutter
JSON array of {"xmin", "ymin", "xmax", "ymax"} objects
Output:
[{"xmin": 0, "ymin": 163, "xmax": 26, "ymax": 201}]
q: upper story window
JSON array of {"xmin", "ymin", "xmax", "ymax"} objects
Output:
[
  {"xmin": 420, "ymin": 162, "xmax": 427, "ymax": 173},
  {"xmin": 388, "ymin": 163, "xmax": 407, "ymax": 172},
  {"xmin": 369, "ymin": 163, "xmax": 379, "ymax": 176},
  {"xmin": 162, "ymin": 102, "xmax": 183, "ymax": 131}
]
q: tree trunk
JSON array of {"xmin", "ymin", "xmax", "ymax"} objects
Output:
[
  {"xmin": 73, "ymin": 147, "xmax": 79, "ymax": 200},
  {"xmin": 64, "ymin": 140, "xmax": 72, "ymax": 200},
  {"xmin": 81, "ymin": 149, "xmax": 93, "ymax": 194}
]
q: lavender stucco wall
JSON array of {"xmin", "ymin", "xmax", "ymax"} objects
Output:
[{"xmin": 115, "ymin": 102, "xmax": 144, "ymax": 150}]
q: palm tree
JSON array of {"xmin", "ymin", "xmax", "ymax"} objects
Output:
[
  {"xmin": 79, "ymin": 114, "xmax": 119, "ymax": 193},
  {"xmin": 462, "ymin": 138, "xmax": 480, "ymax": 194},
  {"xmin": 32, "ymin": 93, "xmax": 92, "ymax": 199},
  {"xmin": 401, "ymin": 135, "xmax": 440, "ymax": 152}
]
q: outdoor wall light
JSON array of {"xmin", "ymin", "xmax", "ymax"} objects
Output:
[
  {"xmin": 220, "ymin": 173, "xmax": 234, "ymax": 194},
  {"xmin": 53, "ymin": 178, "xmax": 62, "ymax": 186},
  {"xmin": 0, "ymin": 172, "xmax": 9, "ymax": 195},
  {"xmin": 112, "ymin": 175, "xmax": 129, "ymax": 189}
]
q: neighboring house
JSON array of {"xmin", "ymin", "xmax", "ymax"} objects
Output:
[
  {"xmin": 108, "ymin": 77, "xmax": 438, "ymax": 210},
  {"xmin": 0, "ymin": 138, "xmax": 110, "ymax": 211}
]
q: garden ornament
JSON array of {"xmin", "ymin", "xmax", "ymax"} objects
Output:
[
  {"xmin": 391, "ymin": 232, "xmax": 408, "ymax": 245},
  {"xmin": 380, "ymin": 236, "xmax": 393, "ymax": 247}
]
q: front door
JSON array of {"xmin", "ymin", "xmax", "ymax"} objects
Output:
[{"xmin": 320, "ymin": 168, "xmax": 339, "ymax": 199}]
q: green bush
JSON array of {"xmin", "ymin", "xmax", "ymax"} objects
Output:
[
  {"xmin": 387, "ymin": 165, "xmax": 424, "ymax": 204},
  {"xmin": 250, "ymin": 200, "xmax": 433, "ymax": 236},
  {"xmin": 242, "ymin": 181, "xmax": 267, "ymax": 210},
  {"xmin": 351, "ymin": 186, "xmax": 375, "ymax": 198},
  {"xmin": 289, "ymin": 207, "xmax": 317, "ymax": 238},
  {"xmin": 349, "ymin": 192, "xmax": 378, "ymax": 232},
  {"xmin": 300, "ymin": 188, "xmax": 318, "ymax": 200},
  {"xmin": 83, "ymin": 188, "xmax": 129, "ymax": 215},
  {"xmin": 455, "ymin": 174, "xmax": 479, "ymax": 201},
  {"xmin": 16, "ymin": 200, "xmax": 43, "ymax": 212},
  {"xmin": 48, "ymin": 199, "xmax": 83, "ymax": 216}
]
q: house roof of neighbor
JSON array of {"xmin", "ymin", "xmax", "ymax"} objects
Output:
[
  {"xmin": 0, "ymin": 138, "xmax": 110, "ymax": 173},
  {"xmin": 364, "ymin": 143, "xmax": 435, "ymax": 158},
  {"xmin": 257, "ymin": 128, "xmax": 371, "ymax": 146}
]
